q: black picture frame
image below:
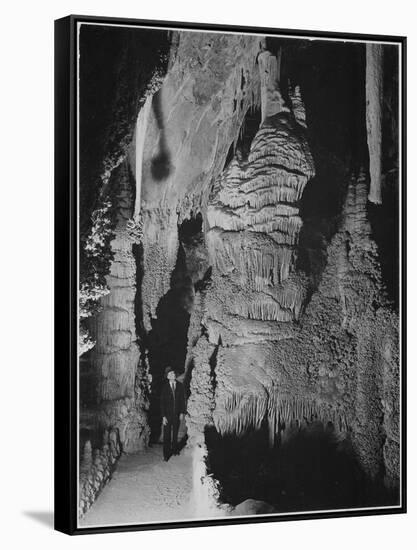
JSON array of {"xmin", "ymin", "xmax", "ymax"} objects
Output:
[{"xmin": 55, "ymin": 14, "xmax": 407, "ymax": 535}]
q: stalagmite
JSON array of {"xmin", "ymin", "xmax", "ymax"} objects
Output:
[
  {"xmin": 366, "ymin": 43, "xmax": 384, "ymax": 205},
  {"xmin": 289, "ymin": 84, "xmax": 307, "ymax": 128},
  {"xmin": 133, "ymin": 94, "xmax": 153, "ymax": 220},
  {"xmin": 201, "ymin": 44, "xmax": 315, "ymax": 446},
  {"xmin": 258, "ymin": 47, "xmax": 289, "ymax": 123}
]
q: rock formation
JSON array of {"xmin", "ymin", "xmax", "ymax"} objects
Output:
[
  {"xmin": 366, "ymin": 43, "xmax": 384, "ymax": 205},
  {"xmin": 86, "ymin": 161, "xmax": 150, "ymax": 453},
  {"xmin": 188, "ymin": 50, "xmax": 316, "ymax": 449},
  {"xmin": 138, "ymin": 32, "xmax": 263, "ymax": 331},
  {"xmin": 79, "ymin": 428, "xmax": 122, "ymax": 517}
]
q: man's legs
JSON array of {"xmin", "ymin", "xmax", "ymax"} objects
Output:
[
  {"xmin": 163, "ymin": 420, "xmax": 172, "ymax": 461},
  {"xmin": 172, "ymin": 416, "xmax": 180, "ymax": 455}
]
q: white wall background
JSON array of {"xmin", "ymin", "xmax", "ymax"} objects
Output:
[{"xmin": 0, "ymin": 0, "xmax": 414, "ymax": 547}]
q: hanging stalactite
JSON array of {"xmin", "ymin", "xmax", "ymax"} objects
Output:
[
  {"xmin": 213, "ymin": 388, "xmax": 350, "ymax": 446},
  {"xmin": 366, "ymin": 43, "xmax": 384, "ymax": 205}
]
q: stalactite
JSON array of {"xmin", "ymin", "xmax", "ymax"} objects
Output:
[
  {"xmin": 213, "ymin": 391, "xmax": 268, "ymax": 436},
  {"xmin": 213, "ymin": 389, "xmax": 350, "ymax": 445},
  {"xmin": 133, "ymin": 94, "xmax": 153, "ymax": 220},
  {"xmin": 366, "ymin": 43, "xmax": 384, "ymax": 205},
  {"xmin": 258, "ymin": 49, "xmax": 289, "ymax": 123},
  {"xmin": 233, "ymin": 300, "xmax": 295, "ymax": 322}
]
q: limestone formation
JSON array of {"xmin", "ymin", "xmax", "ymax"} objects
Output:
[
  {"xmin": 79, "ymin": 428, "xmax": 122, "ymax": 517},
  {"xmin": 87, "ymin": 161, "xmax": 150, "ymax": 453},
  {"xmin": 366, "ymin": 43, "xmax": 384, "ymax": 204},
  {"xmin": 138, "ymin": 31, "xmax": 263, "ymax": 330},
  {"xmin": 191, "ymin": 50, "xmax": 316, "ymax": 448}
]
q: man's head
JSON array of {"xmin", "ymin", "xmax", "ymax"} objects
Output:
[{"xmin": 165, "ymin": 367, "xmax": 176, "ymax": 382}]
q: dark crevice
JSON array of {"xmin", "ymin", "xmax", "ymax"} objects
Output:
[
  {"xmin": 293, "ymin": 42, "xmax": 368, "ymax": 302},
  {"xmin": 145, "ymin": 213, "xmax": 209, "ymax": 442},
  {"xmin": 367, "ymin": 45, "xmax": 400, "ymax": 309},
  {"xmin": 205, "ymin": 422, "xmax": 398, "ymax": 512},
  {"xmin": 133, "ymin": 243, "xmax": 146, "ymax": 339},
  {"xmin": 208, "ymin": 344, "xmax": 219, "ymax": 394},
  {"xmin": 146, "ymin": 244, "xmax": 192, "ymax": 442},
  {"xmin": 223, "ymin": 108, "xmax": 262, "ymax": 170},
  {"xmin": 195, "ymin": 267, "xmax": 212, "ymax": 292},
  {"xmin": 179, "ymin": 212, "xmax": 203, "ymax": 241}
]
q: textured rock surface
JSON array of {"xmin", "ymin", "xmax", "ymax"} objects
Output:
[
  {"xmin": 79, "ymin": 31, "xmax": 263, "ymax": 511},
  {"xmin": 87, "ymin": 161, "xmax": 150, "ymax": 453},
  {"xmin": 139, "ymin": 31, "xmax": 262, "ymax": 330},
  {"xmin": 79, "ymin": 26, "xmax": 170, "ymax": 351},
  {"xmin": 79, "ymin": 428, "xmax": 122, "ymax": 518},
  {"xmin": 188, "ymin": 51, "xmax": 316, "ymax": 448},
  {"xmin": 160, "ymin": 44, "xmax": 399, "ymax": 501},
  {"xmin": 207, "ymin": 169, "xmax": 397, "ymax": 488}
]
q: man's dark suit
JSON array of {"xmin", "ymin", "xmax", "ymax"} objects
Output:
[{"xmin": 160, "ymin": 380, "xmax": 186, "ymax": 460}]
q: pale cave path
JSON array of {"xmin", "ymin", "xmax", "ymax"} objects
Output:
[{"xmin": 80, "ymin": 445, "xmax": 198, "ymax": 527}]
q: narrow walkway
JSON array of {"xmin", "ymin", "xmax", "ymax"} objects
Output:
[{"xmin": 80, "ymin": 445, "xmax": 196, "ymax": 527}]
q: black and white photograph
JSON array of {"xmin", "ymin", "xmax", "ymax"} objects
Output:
[
  {"xmin": 3, "ymin": 0, "xmax": 417, "ymax": 547},
  {"xmin": 58, "ymin": 14, "xmax": 405, "ymax": 533}
]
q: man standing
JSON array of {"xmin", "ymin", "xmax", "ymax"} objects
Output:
[{"xmin": 160, "ymin": 367, "xmax": 186, "ymax": 461}]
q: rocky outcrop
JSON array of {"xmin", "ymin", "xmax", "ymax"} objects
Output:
[{"xmin": 79, "ymin": 428, "xmax": 122, "ymax": 517}]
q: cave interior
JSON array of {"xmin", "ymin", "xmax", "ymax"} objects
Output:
[{"xmin": 78, "ymin": 25, "xmax": 400, "ymax": 518}]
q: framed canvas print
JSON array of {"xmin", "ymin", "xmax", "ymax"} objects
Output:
[{"xmin": 54, "ymin": 14, "xmax": 406, "ymax": 535}]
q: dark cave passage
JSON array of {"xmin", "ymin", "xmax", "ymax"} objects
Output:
[
  {"xmin": 146, "ymin": 247, "xmax": 192, "ymax": 442},
  {"xmin": 223, "ymin": 107, "xmax": 262, "ymax": 169},
  {"xmin": 367, "ymin": 45, "xmax": 400, "ymax": 309},
  {"xmin": 205, "ymin": 422, "xmax": 397, "ymax": 512},
  {"xmin": 294, "ymin": 41, "xmax": 368, "ymax": 297},
  {"xmin": 289, "ymin": 40, "xmax": 399, "ymax": 306},
  {"xmin": 146, "ymin": 214, "xmax": 206, "ymax": 443}
]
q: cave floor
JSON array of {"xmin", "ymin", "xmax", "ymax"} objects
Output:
[{"xmin": 80, "ymin": 445, "xmax": 196, "ymax": 527}]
